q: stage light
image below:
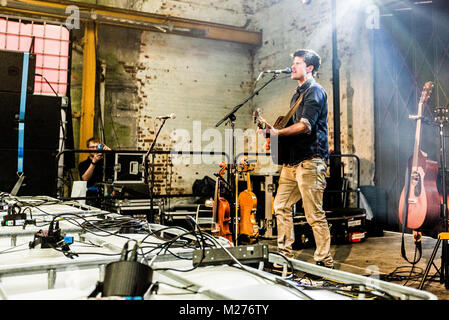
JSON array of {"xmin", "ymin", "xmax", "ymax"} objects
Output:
[{"xmin": 301, "ymin": 0, "xmax": 311, "ymax": 4}]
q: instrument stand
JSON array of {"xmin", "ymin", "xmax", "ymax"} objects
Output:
[
  {"xmin": 215, "ymin": 73, "xmax": 280, "ymax": 244},
  {"xmin": 419, "ymin": 119, "xmax": 449, "ymax": 289},
  {"xmin": 143, "ymin": 118, "xmax": 169, "ymax": 223}
]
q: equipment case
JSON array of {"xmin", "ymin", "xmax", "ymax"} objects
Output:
[{"xmin": 293, "ymin": 208, "xmax": 367, "ymax": 249}]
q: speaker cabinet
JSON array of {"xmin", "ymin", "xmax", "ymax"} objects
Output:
[
  {"xmin": 0, "ymin": 93, "xmax": 62, "ymax": 196},
  {"xmin": 0, "ymin": 50, "xmax": 36, "ymax": 94},
  {"xmin": 0, "ymin": 92, "xmax": 61, "ymax": 150},
  {"xmin": 0, "ymin": 149, "xmax": 58, "ymax": 196}
]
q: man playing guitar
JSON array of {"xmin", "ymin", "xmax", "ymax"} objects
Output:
[{"xmin": 258, "ymin": 49, "xmax": 333, "ymax": 268}]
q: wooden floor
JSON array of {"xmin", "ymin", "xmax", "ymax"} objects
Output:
[{"xmin": 261, "ymin": 231, "xmax": 449, "ymax": 300}]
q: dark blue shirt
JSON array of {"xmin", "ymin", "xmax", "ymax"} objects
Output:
[{"xmin": 284, "ymin": 78, "xmax": 329, "ymax": 165}]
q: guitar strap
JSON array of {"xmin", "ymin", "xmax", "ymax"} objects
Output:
[
  {"xmin": 17, "ymin": 52, "xmax": 31, "ymax": 174},
  {"xmin": 276, "ymin": 87, "xmax": 310, "ymax": 129}
]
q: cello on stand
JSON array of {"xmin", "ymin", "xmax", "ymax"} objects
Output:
[{"xmin": 398, "ymin": 81, "xmax": 440, "ymax": 265}]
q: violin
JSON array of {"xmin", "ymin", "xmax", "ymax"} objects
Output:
[
  {"xmin": 211, "ymin": 162, "xmax": 233, "ymax": 243},
  {"xmin": 237, "ymin": 158, "xmax": 259, "ymax": 244}
]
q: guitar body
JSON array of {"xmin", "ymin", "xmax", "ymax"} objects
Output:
[
  {"xmin": 263, "ymin": 116, "xmax": 289, "ymax": 165},
  {"xmin": 238, "ymin": 190, "xmax": 259, "ymax": 244},
  {"xmin": 398, "ymin": 150, "xmax": 440, "ymax": 229},
  {"xmin": 254, "ymin": 90, "xmax": 309, "ymax": 165}
]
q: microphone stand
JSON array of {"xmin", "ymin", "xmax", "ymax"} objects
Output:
[
  {"xmin": 215, "ymin": 73, "xmax": 280, "ymax": 243},
  {"xmin": 143, "ymin": 118, "xmax": 169, "ymax": 223},
  {"xmin": 419, "ymin": 110, "xmax": 449, "ymax": 289}
]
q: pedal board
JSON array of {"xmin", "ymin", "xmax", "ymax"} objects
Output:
[{"xmin": 192, "ymin": 244, "xmax": 269, "ymax": 267}]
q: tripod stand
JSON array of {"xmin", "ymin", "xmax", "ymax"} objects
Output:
[{"xmin": 419, "ymin": 107, "xmax": 449, "ymax": 289}]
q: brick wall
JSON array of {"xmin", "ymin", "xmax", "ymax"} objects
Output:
[
  {"xmin": 71, "ymin": 0, "xmax": 376, "ymax": 198},
  {"xmin": 249, "ymin": 0, "xmax": 375, "ymax": 185}
]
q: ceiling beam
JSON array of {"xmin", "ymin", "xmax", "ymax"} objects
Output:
[{"xmin": 0, "ymin": 0, "xmax": 262, "ymax": 46}]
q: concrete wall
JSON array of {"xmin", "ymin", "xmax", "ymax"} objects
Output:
[{"xmin": 70, "ymin": 0, "xmax": 377, "ymax": 198}]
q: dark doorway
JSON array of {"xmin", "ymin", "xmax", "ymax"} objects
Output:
[{"xmin": 373, "ymin": 1, "xmax": 449, "ymax": 232}]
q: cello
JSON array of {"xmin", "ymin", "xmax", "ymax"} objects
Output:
[
  {"xmin": 237, "ymin": 158, "xmax": 259, "ymax": 244},
  {"xmin": 398, "ymin": 81, "xmax": 440, "ymax": 230},
  {"xmin": 211, "ymin": 162, "xmax": 233, "ymax": 243}
]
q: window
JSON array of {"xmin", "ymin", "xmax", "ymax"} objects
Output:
[{"xmin": 0, "ymin": 17, "xmax": 70, "ymax": 96}]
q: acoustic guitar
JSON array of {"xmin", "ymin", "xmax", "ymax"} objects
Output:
[
  {"xmin": 398, "ymin": 81, "xmax": 440, "ymax": 230},
  {"xmin": 253, "ymin": 108, "xmax": 288, "ymax": 165},
  {"xmin": 253, "ymin": 88, "xmax": 309, "ymax": 164}
]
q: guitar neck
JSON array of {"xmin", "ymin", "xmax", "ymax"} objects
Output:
[
  {"xmin": 409, "ymin": 81, "xmax": 433, "ymax": 172},
  {"xmin": 411, "ymin": 102, "xmax": 424, "ymax": 170}
]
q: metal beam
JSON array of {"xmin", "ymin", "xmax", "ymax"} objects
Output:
[
  {"xmin": 0, "ymin": 0, "xmax": 262, "ymax": 46},
  {"xmin": 78, "ymin": 21, "xmax": 96, "ymax": 161}
]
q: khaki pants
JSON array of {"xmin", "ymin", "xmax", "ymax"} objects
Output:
[{"xmin": 273, "ymin": 158, "xmax": 333, "ymax": 267}]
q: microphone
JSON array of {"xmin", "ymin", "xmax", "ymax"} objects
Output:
[
  {"xmin": 263, "ymin": 67, "xmax": 292, "ymax": 74},
  {"xmin": 156, "ymin": 113, "xmax": 176, "ymax": 120},
  {"xmin": 256, "ymin": 67, "xmax": 292, "ymax": 82}
]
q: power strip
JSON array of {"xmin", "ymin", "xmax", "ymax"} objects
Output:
[
  {"xmin": 192, "ymin": 244, "xmax": 269, "ymax": 267},
  {"xmin": 1, "ymin": 213, "xmax": 27, "ymax": 226}
]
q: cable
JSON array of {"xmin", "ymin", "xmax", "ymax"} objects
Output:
[
  {"xmin": 144, "ymin": 217, "xmax": 209, "ymax": 271},
  {"xmin": 37, "ymin": 212, "xmax": 205, "ymax": 263},
  {"xmin": 202, "ymin": 234, "xmax": 314, "ymax": 300},
  {"xmin": 1, "ymin": 203, "xmax": 311, "ymax": 300},
  {"xmin": 34, "ymin": 73, "xmax": 59, "ymax": 97},
  {"xmin": 147, "ymin": 281, "xmax": 199, "ymax": 296},
  {"xmin": 0, "ymin": 242, "xmax": 29, "ymax": 255},
  {"xmin": 303, "ymin": 281, "xmax": 399, "ymax": 300},
  {"xmin": 269, "ymin": 251, "xmax": 295, "ymax": 279},
  {"xmin": 379, "ymin": 244, "xmax": 426, "ymax": 286},
  {"xmin": 379, "ymin": 265, "xmax": 425, "ymax": 283}
]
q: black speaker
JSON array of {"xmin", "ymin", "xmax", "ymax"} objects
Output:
[
  {"xmin": 0, "ymin": 93, "xmax": 62, "ymax": 196},
  {"xmin": 0, "ymin": 50, "xmax": 36, "ymax": 94},
  {"xmin": 0, "ymin": 92, "xmax": 62, "ymax": 150},
  {"xmin": 0, "ymin": 149, "xmax": 58, "ymax": 196}
]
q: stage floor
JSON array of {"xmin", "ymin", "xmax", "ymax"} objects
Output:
[{"xmin": 260, "ymin": 230, "xmax": 449, "ymax": 300}]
